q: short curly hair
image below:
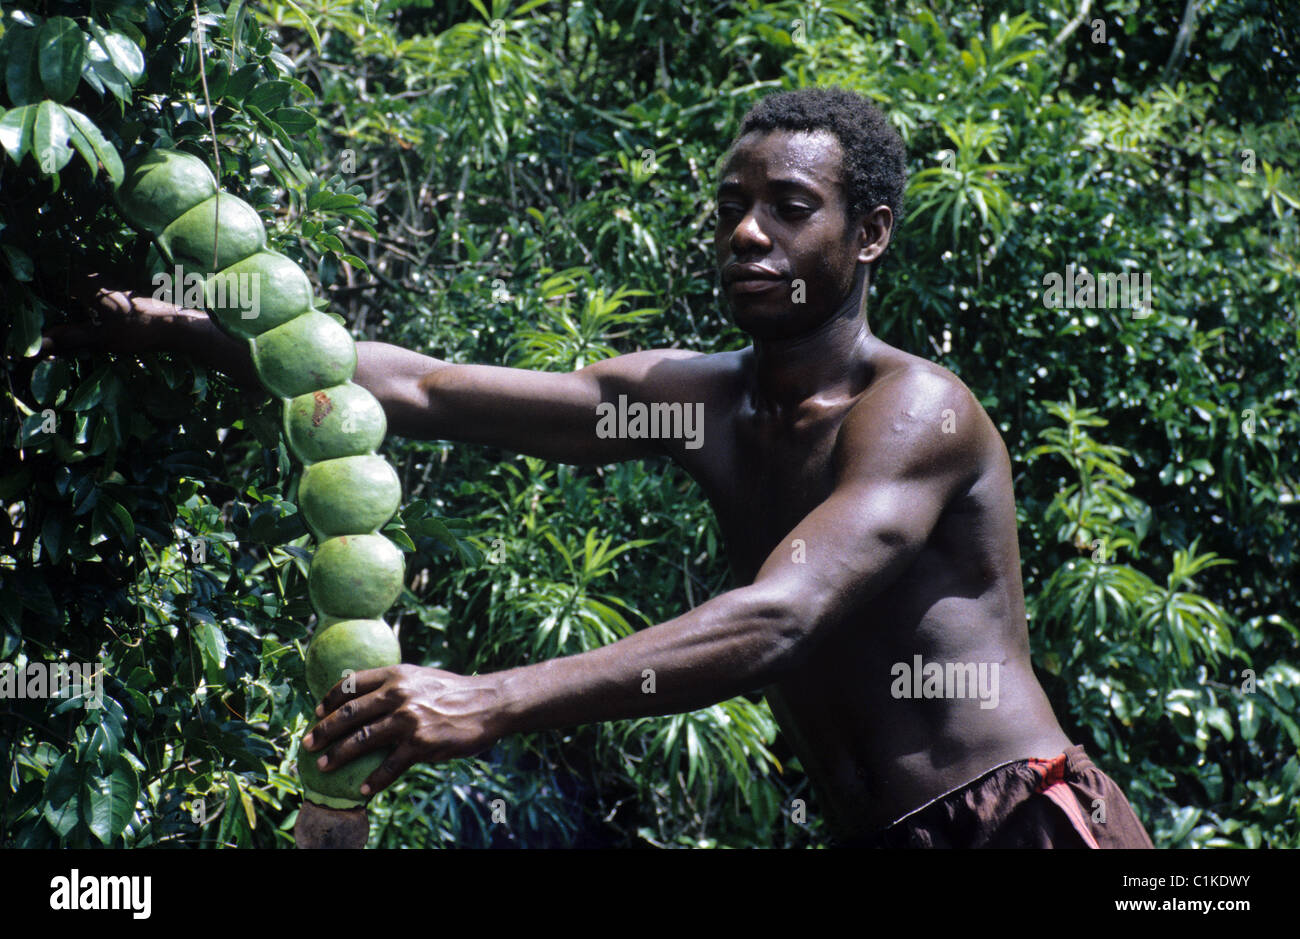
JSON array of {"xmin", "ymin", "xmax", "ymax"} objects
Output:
[{"xmin": 729, "ymin": 86, "xmax": 907, "ymax": 245}]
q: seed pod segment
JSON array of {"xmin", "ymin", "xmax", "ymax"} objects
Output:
[
  {"xmin": 251, "ymin": 311, "xmax": 358, "ymax": 399},
  {"xmin": 285, "ymin": 382, "xmax": 387, "ymax": 464}
]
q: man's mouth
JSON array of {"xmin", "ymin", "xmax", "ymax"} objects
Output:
[
  {"xmin": 724, "ymin": 263, "xmax": 786, "ymax": 294},
  {"xmin": 729, "ymin": 278, "xmax": 784, "ymax": 294}
]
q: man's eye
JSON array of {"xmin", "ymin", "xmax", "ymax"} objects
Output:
[
  {"xmin": 780, "ymin": 203, "xmax": 812, "ymax": 216},
  {"xmin": 716, "ymin": 203, "xmax": 743, "ymax": 217}
]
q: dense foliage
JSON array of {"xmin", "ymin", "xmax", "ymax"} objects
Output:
[{"xmin": 1, "ymin": 0, "xmax": 1296, "ymax": 848}]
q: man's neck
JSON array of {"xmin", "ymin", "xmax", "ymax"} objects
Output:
[{"xmin": 750, "ymin": 267, "xmax": 878, "ymax": 414}]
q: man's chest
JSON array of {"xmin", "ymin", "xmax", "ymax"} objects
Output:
[{"xmin": 691, "ymin": 408, "xmax": 849, "ymax": 577}]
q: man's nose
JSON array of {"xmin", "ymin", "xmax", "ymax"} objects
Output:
[{"xmin": 730, "ymin": 208, "xmax": 771, "ymax": 254}]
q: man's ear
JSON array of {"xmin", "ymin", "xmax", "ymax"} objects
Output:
[{"xmin": 855, "ymin": 205, "xmax": 893, "ymax": 266}]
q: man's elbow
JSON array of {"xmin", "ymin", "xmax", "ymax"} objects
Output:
[{"xmin": 735, "ymin": 589, "xmax": 822, "ymax": 682}]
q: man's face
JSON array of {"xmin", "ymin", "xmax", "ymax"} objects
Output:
[{"xmin": 714, "ymin": 129, "xmax": 873, "ymax": 341}]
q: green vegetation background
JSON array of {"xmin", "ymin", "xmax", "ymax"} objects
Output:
[{"xmin": 0, "ymin": 0, "xmax": 1296, "ymax": 848}]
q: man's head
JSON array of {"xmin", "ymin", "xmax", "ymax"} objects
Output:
[{"xmin": 714, "ymin": 87, "xmax": 907, "ymax": 341}]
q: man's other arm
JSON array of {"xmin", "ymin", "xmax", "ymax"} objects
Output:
[
  {"xmin": 494, "ymin": 368, "xmax": 986, "ymax": 729},
  {"xmin": 304, "ymin": 369, "xmax": 987, "ymax": 790}
]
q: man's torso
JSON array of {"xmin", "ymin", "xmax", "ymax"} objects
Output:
[{"xmin": 652, "ymin": 340, "xmax": 1072, "ymax": 837}]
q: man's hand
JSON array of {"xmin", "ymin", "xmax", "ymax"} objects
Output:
[{"xmin": 300, "ymin": 664, "xmax": 507, "ymax": 796}]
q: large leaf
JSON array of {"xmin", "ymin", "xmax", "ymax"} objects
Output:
[
  {"xmin": 0, "ymin": 104, "xmax": 37, "ymax": 163},
  {"xmin": 83, "ymin": 761, "xmax": 139, "ymax": 845},
  {"xmin": 42, "ymin": 755, "xmax": 84, "ymax": 837},
  {"xmin": 87, "ymin": 22, "xmax": 145, "ymax": 85},
  {"xmin": 3, "ymin": 26, "xmax": 43, "ymax": 105},
  {"xmin": 62, "ymin": 104, "xmax": 124, "ymax": 183},
  {"xmin": 33, "ymin": 100, "xmax": 74, "ymax": 175},
  {"xmin": 83, "ymin": 35, "xmax": 133, "ymax": 103},
  {"xmin": 37, "ymin": 17, "xmax": 86, "ymax": 103}
]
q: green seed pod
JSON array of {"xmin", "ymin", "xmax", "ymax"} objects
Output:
[
  {"xmin": 158, "ymin": 192, "xmax": 267, "ymax": 271},
  {"xmin": 298, "ymin": 455, "xmax": 401, "ymax": 539},
  {"xmin": 304, "ymin": 616, "xmax": 402, "ymax": 700},
  {"xmin": 285, "ymin": 383, "xmax": 387, "ymax": 464},
  {"xmin": 204, "ymin": 250, "xmax": 315, "ymax": 339},
  {"xmin": 115, "ymin": 150, "xmax": 218, "ymax": 234},
  {"xmin": 308, "ymin": 535, "xmax": 405, "ymax": 622},
  {"xmin": 251, "ymin": 311, "xmax": 357, "ymax": 399},
  {"xmin": 112, "ymin": 149, "xmax": 409, "ymax": 830}
]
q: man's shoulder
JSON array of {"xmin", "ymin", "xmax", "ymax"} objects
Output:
[
  {"xmin": 837, "ymin": 350, "xmax": 997, "ymax": 482},
  {"xmin": 849, "ymin": 349, "xmax": 987, "ymax": 433}
]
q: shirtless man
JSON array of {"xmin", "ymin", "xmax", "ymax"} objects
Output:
[{"xmin": 52, "ymin": 87, "xmax": 1152, "ymax": 847}]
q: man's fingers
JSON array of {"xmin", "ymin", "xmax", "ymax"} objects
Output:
[
  {"xmin": 360, "ymin": 742, "xmax": 419, "ymax": 797},
  {"xmin": 304, "ymin": 685, "xmax": 389, "ymax": 751},
  {"xmin": 314, "ymin": 714, "xmax": 403, "ymax": 771},
  {"xmin": 316, "ymin": 666, "xmax": 393, "ymax": 717}
]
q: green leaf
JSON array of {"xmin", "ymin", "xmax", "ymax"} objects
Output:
[
  {"xmin": 84, "ymin": 38, "xmax": 132, "ymax": 103},
  {"xmin": 43, "ymin": 755, "xmax": 84, "ymax": 837},
  {"xmin": 84, "ymin": 761, "xmax": 138, "ymax": 844},
  {"xmin": 194, "ymin": 619, "xmax": 229, "ymax": 679},
  {"xmin": 1240, "ymin": 698, "xmax": 1259, "ymax": 740},
  {"xmin": 279, "ymin": 0, "xmax": 322, "ymax": 54},
  {"xmin": 37, "ymin": 17, "xmax": 86, "ymax": 103},
  {"xmin": 245, "ymin": 79, "xmax": 291, "ymax": 111},
  {"xmin": 87, "ymin": 23, "xmax": 144, "ymax": 85},
  {"xmin": 33, "ymin": 100, "xmax": 74, "ymax": 175},
  {"xmin": 62, "ymin": 105, "xmax": 124, "ymax": 184},
  {"xmin": 4, "ymin": 26, "xmax": 43, "ymax": 105},
  {"xmin": 228, "ymin": 771, "xmax": 257, "ymax": 830},
  {"xmin": 224, "ymin": 63, "xmax": 261, "ymax": 101},
  {"xmin": 89, "ymin": 715, "xmax": 122, "ymax": 765},
  {"xmin": 68, "ymin": 364, "xmax": 109, "ymax": 411},
  {"xmin": 103, "ymin": 497, "xmax": 135, "ymax": 540},
  {"xmin": 269, "ymin": 107, "xmax": 315, "ymax": 135},
  {"xmin": 385, "ymin": 526, "xmax": 416, "ymax": 552},
  {"xmin": 41, "ymin": 515, "xmax": 65, "ymax": 563},
  {"xmin": 0, "ymin": 104, "xmax": 38, "ymax": 163},
  {"xmin": 2, "ymin": 243, "xmax": 35, "ymax": 282}
]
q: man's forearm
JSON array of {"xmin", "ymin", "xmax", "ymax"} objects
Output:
[
  {"xmin": 169, "ymin": 308, "xmax": 262, "ymax": 390},
  {"xmin": 492, "ymin": 588, "xmax": 799, "ymax": 736}
]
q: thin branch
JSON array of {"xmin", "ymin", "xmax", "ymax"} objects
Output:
[
  {"xmin": 1162, "ymin": 0, "xmax": 1206, "ymax": 85},
  {"xmin": 1051, "ymin": 0, "xmax": 1094, "ymax": 51}
]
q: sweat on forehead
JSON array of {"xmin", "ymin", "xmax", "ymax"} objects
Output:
[{"xmin": 719, "ymin": 129, "xmax": 846, "ymax": 189}]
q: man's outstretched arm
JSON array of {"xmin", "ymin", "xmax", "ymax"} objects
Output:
[
  {"xmin": 45, "ymin": 285, "xmax": 703, "ymax": 465},
  {"xmin": 301, "ymin": 368, "xmax": 986, "ymax": 794}
]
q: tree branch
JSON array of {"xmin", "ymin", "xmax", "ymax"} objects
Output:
[
  {"xmin": 1162, "ymin": 0, "xmax": 1206, "ymax": 85},
  {"xmin": 1051, "ymin": 0, "xmax": 1094, "ymax": 51}
]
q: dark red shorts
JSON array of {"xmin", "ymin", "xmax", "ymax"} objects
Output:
[{"xmin": 836, "ymin": 744, "xmax": 1154, "ymax": 849}]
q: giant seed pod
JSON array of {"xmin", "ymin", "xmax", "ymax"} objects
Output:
[
  {"xmin": 115, "ymin": 150, "xmax": 218, "ymax": 234},
  {"xmin": 203, "ymin": 250, "xmax": 315, "ymax": 339},
  {"xmin": 112, "ymin": 148, "xmax": 411, "ymax": 833}
]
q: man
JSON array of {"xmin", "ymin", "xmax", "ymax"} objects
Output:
[{"xmin": 51, "ymin": 87, "xmax": 1152, "ymax": 848}]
